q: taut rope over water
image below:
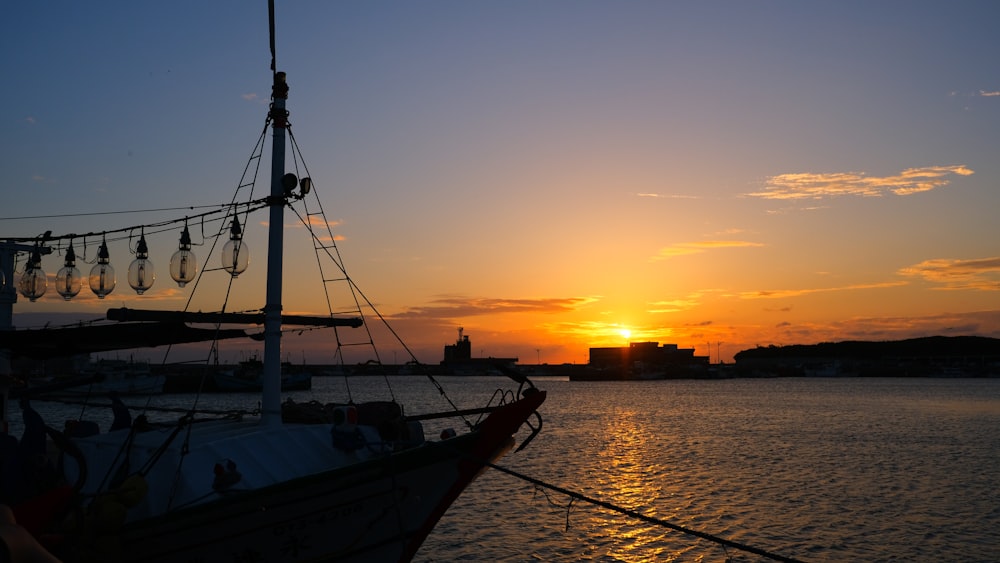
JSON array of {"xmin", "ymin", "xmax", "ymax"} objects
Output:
[{"xmin": 487, "ymin": 461, "xmax": 806, "ymax": 563}]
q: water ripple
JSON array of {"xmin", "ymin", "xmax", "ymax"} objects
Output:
[{"xmin": 420, "ymin": 377, "xmax": 1000, "ymax": 562}]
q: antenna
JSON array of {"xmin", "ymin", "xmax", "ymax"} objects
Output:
[{"xmin": 268, "ymin": 0, "xmax": 277, "ymax": 72}]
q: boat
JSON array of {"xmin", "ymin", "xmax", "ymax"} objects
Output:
[
  {"xmin": 7, "ymin": 357, "xmax": 166, "ymax": 399},
  {"xmin": 0, "ymin": 3, "xmax": 546, "ymax": 561},
  {"xmin": 210, "ymin": 357, "xmax": 312, "ymax": 392},
  {"xmin": 72, "ymin": 358, "xmax": 165, "ymax": 396}
]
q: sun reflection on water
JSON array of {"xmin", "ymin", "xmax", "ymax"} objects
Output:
[
  {"xmin": 422, "ymin": 378, "xmax": 999, "ymax": 562},
  {"xmin": 579, "ymin": 407, "xmax": 696, "ymax": 562}
]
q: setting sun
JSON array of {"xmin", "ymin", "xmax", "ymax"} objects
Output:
[{"xmin": 4, "ymin": 1, "xmax": 998, "ymax": 368}]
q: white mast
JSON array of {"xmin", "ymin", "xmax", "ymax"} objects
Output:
[{"xmin": 262, "ymin": 71, "xmax": 289, "ymax": 427}]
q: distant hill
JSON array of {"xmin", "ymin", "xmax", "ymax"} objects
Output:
[{"xmin": 734, "ymin": 336, "xmax": 1000, "ymax": 361}]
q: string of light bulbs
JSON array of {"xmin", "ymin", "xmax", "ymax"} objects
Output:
[{"xmin": 6, "ymin": 197, "xmax": 273, "ymax": 303}]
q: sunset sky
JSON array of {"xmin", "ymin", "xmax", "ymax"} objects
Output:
[{"xmin": 3, "ymin": 1, "xmax": 999, "ymax": 365}]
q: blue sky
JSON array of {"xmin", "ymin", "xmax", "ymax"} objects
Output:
[{"xmin": 3, "ymin": 1, "xmax": 999, "ymax": 363}]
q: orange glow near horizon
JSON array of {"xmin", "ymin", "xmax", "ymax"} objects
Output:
[
  {"xmin": 6, "ymin": 4, "xmax": 1000, "ymax": 367},
  {"xmin": 13, "ymin": 253, "xmax": 1000, "ymax": 366}
]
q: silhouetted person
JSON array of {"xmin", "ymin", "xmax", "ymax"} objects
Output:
[
  {"xmin": 109, "ymin": 392, "xmax": 131, "ymax": 432},
  {"xmin": 13, "ymin": 401, "xmax": 54, "ymax": 503},
  {"xmin": 16, "ymin": 401, "xmax": 45, "ymax": 466}
]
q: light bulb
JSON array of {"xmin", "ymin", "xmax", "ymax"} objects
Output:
[
  {"xmin": 170, "ymin": 225, "xmax": 197, "ymax": 287},
  {"xmin": 89, "ymin": 239, "xmax": 116, "ymax": 299},
  {"xmin": 222, "ymin": 217, "xmax": 249, "ymax": 277},
  {"xmin": 18, "ymin": 247, "xmax": 47, "ymax": 302},
  {"xmin": 56, "ymin": 244, "xmax": 82, "ymax": 300},
  {"xmin": 128, "ymin": 233, "xmax": 155, "ymax": 294}
]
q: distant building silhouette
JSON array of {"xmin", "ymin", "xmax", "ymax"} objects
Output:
[
  {"xmin": 733, "ymin": 336, "xmax": 1000, "ymax": 377},
  {"xmin": 441, "ymin": 328, "xmax": 517, "ymax": 376},
  {"xmin": 586, "ymin": 342, "xmax": 709, "ymax": 379}
]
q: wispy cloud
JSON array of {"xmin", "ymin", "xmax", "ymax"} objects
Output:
[
  {"xmin": 636, "ymin": 193, "xmax": 699, "ymax": 199},
  {"xmin": 747, "ymin": 165, "xmax": 974, "ymax": 200},
  {"xmin": 762, "ymin": 310, "xmax": 1000, "ymax": 344},
  {"xmin": 739, "ymin": 281, "xmax": 907, "ymax": 299},
  {"xmin": 764, "ymin": 204, "xmax": 829, "ymax": 215},
  {"xmin": 300, "ymin": 216, "xmax": 344, "ymax": 242},
  {"xmin": 647, "ymin": 297, "xmax": 700, "ymax": 313},
  {"xmin": 898, "ymin": 257, "xmax": 1000, "ymax": 290},
  {"xmin": 241, "ymin": 93, "xmax": 258, "ymax": 101},
  {"xmin": 395, "ymin": 295, "xmax": 598, "ymax": 319},
  {"xmin": 306, "ymin": 215, "xmax": 340, "ymax": 227},
  {"xmin": 653, "ymin": 240, "xmax": 763, "ymax": 261},
  {"xmin": 646, "ymin": 290, "xmax": 711, "ymax": 314},
  {"xmin": 25, "ymin": 116, "xmax": 36, "ymax": 125},
  {"xmin": 979, "ymin": 90, "xmax": 1000, "ymax": 97}
]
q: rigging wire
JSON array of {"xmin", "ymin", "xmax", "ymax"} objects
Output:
[
  {"xmin": 0, "ymin": 199, "xmax": 270, "ymax": 246},
  {"xmin": 12, "ymin": 0, "xmax": 475, "ymax": 450},
  {"xmin": 164, "ymin": 117, "xmax": 272, "ymax": 421},
  {"xmin": 9, "ymin": 0, "xmax": 798, "ymax": 555},
  {"xmin": 284, "ymin": 128, "xmax": 470, "ymax": 424},
  {"xmin": 0, "ymin": 204, "xmax": 232, "ymax": 222}
]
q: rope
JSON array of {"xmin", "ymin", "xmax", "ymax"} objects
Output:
[
  {"xmin": 137, "ymin": 415, "xmax": 192, "ymax": 477},
  {"xmin": 0, "ymin": 203, "xmax": 231, "ymax": 222},
  {"xmin": 484, "ymin": 461, "xmax": 806, "ymax": 563},
  {"xmin": 283, "ymin": 127, "xmax": 471, "ymax": 426},
  {"xmin": 0, "ymin": 199, "xmax": 269, "ymax": 246},
  {"xmin": 285, "ymin": 129, "xmax": 394, "ymax": 403}
]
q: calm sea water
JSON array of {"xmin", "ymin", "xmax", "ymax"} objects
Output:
[
  {"xmin": 11, "ymin": 376, "xmax": 1000, "ymax": 562},
  {"xmin": 416, "ymin": 377, "xmax": 1000, "ymax": 562}
]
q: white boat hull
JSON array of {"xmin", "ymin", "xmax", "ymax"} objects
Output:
[
  {"xmin": 116, "ymin": 433, "xmax": 508, "ymax": 562},
  {"xmin": 54, "ymin": 390, "xmax": 545, "ymax": 562}
]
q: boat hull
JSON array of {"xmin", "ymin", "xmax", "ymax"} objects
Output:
[
  {"xmin": 108, "ymin": 434, "xmax": 501, "ymax": 562},
  {"xmin": 56, "ymin": 390, "xmax": 545, "ymax": 563}
]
